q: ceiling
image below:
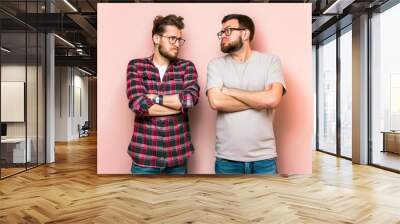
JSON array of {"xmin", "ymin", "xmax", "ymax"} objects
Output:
[{"xmin": 0, "ymin": 0, "xmax": 392, "ymax": 75}]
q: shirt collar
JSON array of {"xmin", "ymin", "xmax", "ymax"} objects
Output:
[{"xmin": 146, "ymin": 54, "xmax": 178, "ymax": 66}]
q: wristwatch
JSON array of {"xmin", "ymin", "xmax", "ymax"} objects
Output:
[{"xmin": 153, "ymin": 95, "xmax": 163, "ymax": 105}]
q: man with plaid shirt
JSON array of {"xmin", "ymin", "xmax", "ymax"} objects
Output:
[{"xmin": 126, "ymin": 14, "xmax": 200, "ymax": 174}]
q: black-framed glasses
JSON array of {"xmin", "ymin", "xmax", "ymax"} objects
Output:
[
  {"xmin": 217, "ymin": 27, "xmax": 246, "ymax": 39},
  {"xmin": 159, "ymin": 34, "xmax": 186, "ymax": 46}
]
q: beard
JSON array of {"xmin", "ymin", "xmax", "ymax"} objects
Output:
[
  {"xmin": 158, "ymin": 44, "xmax": 178, "ymax": 61},
  {"xmin": 220, "ymin": 38, "xmax": 243, "ymax": 53}
]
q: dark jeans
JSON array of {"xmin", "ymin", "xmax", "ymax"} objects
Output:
[
  {"xmin": 215, "ymin": 157, "xmax": 277, "ymax": 174},
  {"xmin": 131, "ymin": 163, "xmax": 187, "ymax": 175}
]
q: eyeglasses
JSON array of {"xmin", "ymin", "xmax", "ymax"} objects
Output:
[
  {"xmin": 159, "ymin": 34, "xmax": 186, "ymax": 46},
  {"xmin": 217, "ymin": 27, "xmax": 246, "ymax": 39}
]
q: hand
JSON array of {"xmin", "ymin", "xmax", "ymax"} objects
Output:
[
  {"xmin": 221, "ymin": 87, "xmax": 230, "ymax": 95},
  {"xmin": 147, "ymin": 94, "xmax": 157, "ymax": 100},
  {"xmin": 265, "ymin": 84, "xmax": 272, "ymax": 91},
  {"xmin": 221, "ymin": 87, "xmax": 237, "ymax": 96}
]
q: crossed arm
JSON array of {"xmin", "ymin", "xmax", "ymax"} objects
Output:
[
  {"xmin": 145, "ymin": 94, "xmax": 182, "ymax": 116},
  {"xmin": 130, "ymin": 92, "xmax": 196, "ymax": 117},
  {"xmin": 207, "ymin": 83, "xmax": 284, "ymax": 113},
  {"xmin": 127, "ymin": 60, "xmax": 200, "ymax": 117}
]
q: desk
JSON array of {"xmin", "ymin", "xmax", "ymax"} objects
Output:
[
  {"xmin": 1, "ymin": 138, "xmax": 32, "ymax": 163},
  {"xmin": 381, "ymin": 131, "xmax": 400, "ymax": 154}
]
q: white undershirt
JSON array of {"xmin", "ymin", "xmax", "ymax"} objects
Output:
[{"xmin": 154, "ymin": 63, "xmax": 168, "ymax": 81}]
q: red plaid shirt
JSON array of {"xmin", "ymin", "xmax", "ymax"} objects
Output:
[{"xmin": 126, "ymin": 55, "xmax": 200, "ymax": 168}]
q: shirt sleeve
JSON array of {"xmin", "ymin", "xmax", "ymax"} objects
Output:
[
  {"xmin": 206, "ymin": 59, "xmax": 223, "ymax": 95},
  {"xmin": 178, "ymin": 61, "xmax": 200, "ymax": 113},
  {"xmin": 266, "ymin": 55, "xmax": 287, "ymax": 95},
  {"xmin": 126, "ymin": 59, "xmax": 155, "ymax": 117}
]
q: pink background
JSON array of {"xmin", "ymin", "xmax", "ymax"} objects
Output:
[{"xmin": 97, "ymin": 3, "xmax": 313, "ymax": 174}]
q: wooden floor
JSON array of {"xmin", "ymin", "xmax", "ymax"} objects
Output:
[
  {"xmin": 0, "ymin": 167, "xmax": 26, "ymax": 178},
  {"xmin": 1, "ymin": 134, "xmax": 400, "ymax": 224}
]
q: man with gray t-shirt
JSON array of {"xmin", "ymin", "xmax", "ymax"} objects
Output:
[{"xmin": 206, "ymin": 14, "xmax": 287, "ymax": 175}]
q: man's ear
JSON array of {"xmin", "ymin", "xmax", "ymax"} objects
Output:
[
  {"xmin": 153, "ymin": 34, "xmax": 160, "ymax": 45},
  {"xmin": 242, "ymin": 29, "xmax": 250, "ymax": 41}
]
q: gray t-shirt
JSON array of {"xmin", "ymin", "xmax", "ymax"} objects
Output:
[{"xmin": 206, "ymin": 51, "xmax": 287, "ymax": 161}]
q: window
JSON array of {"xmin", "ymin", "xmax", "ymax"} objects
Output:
[
  {"xmin": 339, "ymin": 27, "xmax": 352, "ymax": 158},
  {"xmin": 317, "ymin": 36, "xmax": 337, "ymax": 154},
  {"xmin": 370, "ymin": 3, "xmax": 400, "ymax": 171},
  {"xmin": 0, "ymin": 1, "xmax": 47, "ymax": 179}
]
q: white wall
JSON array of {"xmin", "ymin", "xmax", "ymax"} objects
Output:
[
  {"xmin": 55, "ymin": 66, "xmax": 69, "ymax": 141},
  {"xmin": 55, "ymin": 67, "xmax": 89, "ymax": 141},
  {"xmin": 1, "ymin": 66, "xmax": 26, "ymax": 132},
  {"xmin": 72, "ymin": 73, "xmax": 89, "ymax": 138}
]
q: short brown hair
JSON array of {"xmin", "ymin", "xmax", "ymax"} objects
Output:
[
  {"xmin": 152, "ymin": 14, "xmax": 185, "ymax": 36},
  {"xmin": 222, "ymin": 14, "xmax": 255, "ymax": 41}
]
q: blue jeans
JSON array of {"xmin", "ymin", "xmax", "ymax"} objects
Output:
[
  {"xmin": 215, "ymin": 157, "xmax": 277, "ymax": 175},
  {"xmin": 131, "ymin": 163, "xmax": 187, "ymax": 175}
]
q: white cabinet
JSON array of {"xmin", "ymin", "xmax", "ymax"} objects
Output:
[{"xmin": 1, "ymin": 138, "xmax": 32, "ymax": 163}]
